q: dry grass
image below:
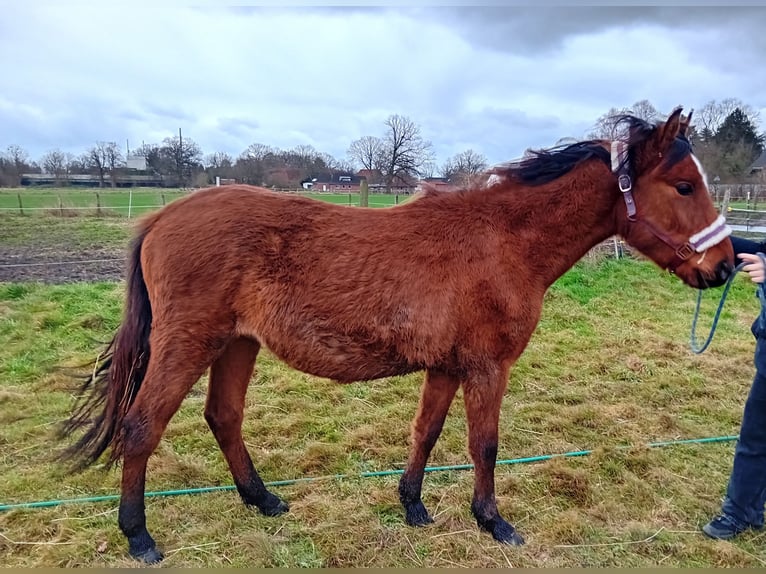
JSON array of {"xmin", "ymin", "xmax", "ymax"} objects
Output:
[{"xmin": 1, "ymin": 254, "xmax": 765, "ymax": 567}]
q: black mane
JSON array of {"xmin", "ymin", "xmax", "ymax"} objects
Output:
[
  {"xmin": 495, "ymin": 114, "xmax": 690, "ymax": 186},
  {"xmin": 498, "ymin": 140, "xmax": 610, "ymax": 186}
]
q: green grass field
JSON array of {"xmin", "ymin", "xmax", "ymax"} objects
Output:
[
  {"xmin": 2, "ymin": 213, "xmax": 766, "ymax": 566},
  {"xmin": 0, "ymin": 187, "xmax": 409, "ymax": 217}
]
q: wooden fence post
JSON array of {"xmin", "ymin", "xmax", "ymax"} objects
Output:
[{"xmin": 720, "ymin": 187, "xmax": 731, "ymax": 216}]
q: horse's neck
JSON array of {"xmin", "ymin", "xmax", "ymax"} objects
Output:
[{"xmin": 490, "ymin": 173, "xmax": 619, "ymax": 287}]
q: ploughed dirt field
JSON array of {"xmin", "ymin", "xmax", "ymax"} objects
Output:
[
  {"xmin": 0, "ymin": 244, "xmax": 126, "ymax": 283},
  {"xmin": 0, "ymin": 215, "xmax": 131, "ymax": 283}
]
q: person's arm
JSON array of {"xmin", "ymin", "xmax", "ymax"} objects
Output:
[{"xmin": 730, "ymin": 235, "xmax": 766, "ymax": 260}]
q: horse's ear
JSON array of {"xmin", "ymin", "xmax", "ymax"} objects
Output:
[
  {"xmin": 679, "ymin": 108, "xmax": 694, "ymax": 137},
  {"xmin": 658, "ymin": 106, "xmax": 684, "ymax": 151}
]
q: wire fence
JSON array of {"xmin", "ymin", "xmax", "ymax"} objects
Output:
[{"xmin": 0, "ymin": 258, "xmax": 124, "ymax": 269}]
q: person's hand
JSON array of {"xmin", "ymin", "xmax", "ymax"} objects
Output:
[{"xmin": 738, "ymin": 252, "xmax": 766, "ymax": 284}]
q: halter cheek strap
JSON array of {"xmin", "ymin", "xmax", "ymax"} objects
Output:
[
  {"xmin": 611, "ymin": 141, "xmax": 636, "ymax": 220},
  {"xmin": 610, "ymin": 140, "xmax": 732, "ymax": 272}
]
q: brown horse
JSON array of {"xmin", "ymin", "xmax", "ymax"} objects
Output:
[{"xmin": 59, "ymin": 107, "xmax": 733, "ymax": 563}]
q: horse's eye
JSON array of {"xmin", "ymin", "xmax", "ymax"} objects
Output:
[{"xmin": 675, "ymin": 183, "xmax": 693, "ymax": 196}]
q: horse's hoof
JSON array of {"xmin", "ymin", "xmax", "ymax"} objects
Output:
[
  {"xmin": 130, "ymin": 546, "xmax": 164, "ymax": 563},
  {"xmin": 261, "ymin": 498, "xmax": 289, "ymax": 517},
  {"xmin": 494, "ymin": 526, "xmax": 525, "ymax": 546},
  {"xmin": 477, "ymin": 515, "xmax": 525, "ymax": 546},
  {"xmin": 404, "ymin": 501, "xmax": 434, "ymax": 527},
  {"xmin": 248, "ymin": 493, "xmax": 289, "ymax": 517},
  {"xmin": 490, "ymin": 520, "xmax": 525, "ymax": 546}
]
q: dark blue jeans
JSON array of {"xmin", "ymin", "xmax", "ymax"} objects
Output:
[{"xmin": 721, "ymin": 336, "xmax": 766, "ymax": 529}]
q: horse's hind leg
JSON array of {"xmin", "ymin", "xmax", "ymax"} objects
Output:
[
  {"xmin": 118, "ymin": 328, "xmax": 220, "ymax": 563},
  {"xmin": 204, "ymin": 336, "xmax": 288, "ymax": 516},
  {"xmin": 399, "ymin": 369, "xmax": 460, "ymax": 526},
  {"xmin": 462, "ymin": 367, "xmax": 524, "ymax": 545}
]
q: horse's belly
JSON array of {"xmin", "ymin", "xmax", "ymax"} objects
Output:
[
  {"xmin": 237, "ymin": 301, "xmax": 444, "ymax": 382},
  {"xmin": 265, "ymin": 335, "xmax": 421, "ymax": 382}
]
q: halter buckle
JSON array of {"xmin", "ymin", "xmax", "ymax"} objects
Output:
[
  {"xmin": 618, "ymin": 174, "xmax": 632, "ymax": 193},
  {"xmin": 675, "ymin": 243, "xmax": 695, "ymax": 261}
]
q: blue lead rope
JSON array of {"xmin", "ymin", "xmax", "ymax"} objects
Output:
[{"xmin": 690, "ymin": 253, "xmax": 766, "ymax": 354}]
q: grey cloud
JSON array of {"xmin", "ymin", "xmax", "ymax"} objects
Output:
[
  {"xmin": 118, "ymin": 109, "xmax": 147, "ymax": 123},
  {"xmin": 423, "ymin": 107, "xmax": 569, "ymax": 167},
  {"xmin": 435, "ymin": 6, "xmax": 766, "ymax": 56},
  {"xmin": 141, "ymin": 103, "xmax": 193, "ymax": 123},
  {"xmin": 216, "ymin": 117, "xmax": 261, "ymax": 140}
]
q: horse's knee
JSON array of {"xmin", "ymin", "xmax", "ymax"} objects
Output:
[
  {"xmin": 204, "ymin": 405, "xmax": 242, "ymax": 437},
  {"xmin": 121, "ymin": 412, "xmax": 157, "ymax": 459}
]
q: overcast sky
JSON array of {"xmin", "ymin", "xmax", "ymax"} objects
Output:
[{"xmin": 2, "ymin": 3, "xmax": 766, "ymax": 170}]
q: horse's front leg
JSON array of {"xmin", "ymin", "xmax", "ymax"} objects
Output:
[
  {"xmin": 398, "ymin": 369, "xmax": 460, "ymax": 526},
  {"xmin": 462, "ymin": 366, "xmax": 524, "ymax": 545}
]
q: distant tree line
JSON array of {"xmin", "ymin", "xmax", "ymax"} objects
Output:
[
  {"xmin": 0, "ymin": 114, "xmax": 465, "ymax": 191},
  {"xmin": 1, "ymin": 99, "xmax": 763, "ymax": 189}
]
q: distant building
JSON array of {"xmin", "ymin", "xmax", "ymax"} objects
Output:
[
  {"xmin": 301, "ymin": 172, "xmax": 365, "ymax": 192},
  {"xmin": 20, "ymin": 173, "xmax": 166, "ymax": 187},
  {"xmin": 416, "ymin": 176, "xmax": 458, "ymax": 193},
  {"xmin": 126, "ymin": 154, "xmax": 147, "ymax": 171},
  {"xmin": 749, "ymin": 150, "xmax": 766, "ymax": 176}
]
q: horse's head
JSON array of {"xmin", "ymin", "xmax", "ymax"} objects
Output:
[{"xmin": 613, "ymin": 106, "xmax": 734, "ymax": 289}]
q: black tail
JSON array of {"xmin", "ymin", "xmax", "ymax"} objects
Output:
[{"xmin": 58, "ymin": 228, "xmax": 152, "ymax": 471}]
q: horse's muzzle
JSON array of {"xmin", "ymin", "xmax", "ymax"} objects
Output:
[{"xmin": 699, "ymin": 260, "xmax": 733, "ymax": 289}]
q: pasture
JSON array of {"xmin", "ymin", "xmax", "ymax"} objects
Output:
[
  {"xmin": 0, "ymin": 187, "xmax": 407, "ymax": 218},
  {"xmin": 1, "ymin": 210, "xmax": 765, "ymax": 567}
]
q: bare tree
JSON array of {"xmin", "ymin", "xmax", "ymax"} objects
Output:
[
  {"xmin": 64, "ymin": 153, "xmax": 82, "ymax": 176},
  {"xmin": 205, "ymin": 151, "xmax": 233, "ymax": 170},
  {"xmin": 380, "ymin": 114, "xmax": 434, "ymax": 191},
  {"xmin": 347, "ymin": 135, "xmax": 385, "ymax": 172},
  {"xmin": 419, "ymin": 161, "xmax": 437, "ymax": 179},
  {"xmin": 236, "ymin": 143, "xmax": 276, "ymax": 185},
  {"xmin": 105, "ymin": 143, "xmax": 123, "ymax": 187},
  {"xmin": 241, "ymin": 142, "xmax": 275, "ymax": 162},
  {"xmin": 41, "ymin": 149, "xmax": 68, "ymax": 185},
  {"xmin": 441, "ymin": 149, "xmax": 488, "ymax": 185},
  {"xmin": 86, "ymin": 142, "xmax": 122, "ymax": 187},
  {"xmin": 161, "ymin": 133, "xmax": 202, "ymax": 187},
  {"xmin": 317, "ymin": 152, "xmax": 355, "ymax": 174},
  {"xmin": 3, "ymin": 144, "xmax": 30, "ymax": 186},
  {"xmin": 698, "ymin": 98, "xmax": 762, "ymax": 135},
  {"xmin": 629, "ymin": 99, "xmax": 659, "ymax": 122},
  {"xmin": 587, "ymin": 106, "xmax": 630, "ymax": 139},
  {"xmin": 289, "ymin": 144, "xmax": 319, "ymax": 170},
  {"xmin": 588, "ymin": 100, "xmax": 660, "ymax": 140}
]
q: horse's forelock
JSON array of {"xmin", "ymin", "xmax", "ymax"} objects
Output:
[{"xmin": 612, "ymin": 114, "xmax": 693, "ymax": 172}]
